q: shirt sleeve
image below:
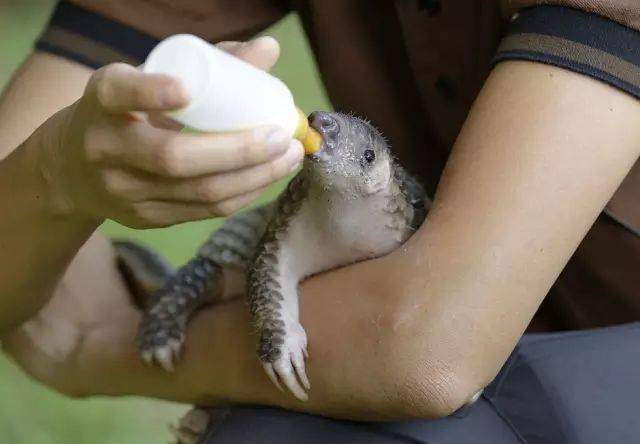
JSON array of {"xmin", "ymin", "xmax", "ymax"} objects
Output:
[
  {"xmin": 494, "ymin": 5, "xmax": 640, "ymax": 99},
  {"xmin": 503, "ymin": 0, "xmax": 640, "ymax": 31},
  {"xmin": 34, "ymin": 1, "xmax": 161, "ymax": 68},
  {"xmin": 34, "ymin": 0, "xmax": 289, "ymax": 69}
]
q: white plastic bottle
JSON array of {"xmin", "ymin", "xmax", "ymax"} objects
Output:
[{"xmin": 143, "ymin": 34, "xmax": 320, "ymax": 153}]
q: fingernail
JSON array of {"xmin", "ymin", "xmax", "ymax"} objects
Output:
[
  {"xmin": 266, "ymin": 129, "xmax": 290, "ymax": 156},
  {"xmin": 251, "ymin": 35, "xmax": 278, "ymax": 48}
]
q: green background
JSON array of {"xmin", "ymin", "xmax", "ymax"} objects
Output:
[{"xmin": 0, "ymin": 2, "xmax": 330, "ymax": 442}]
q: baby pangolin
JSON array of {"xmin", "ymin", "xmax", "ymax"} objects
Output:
[{"xmin": 117, "ymin": 111, "xmax": 429, "ymax": 400}]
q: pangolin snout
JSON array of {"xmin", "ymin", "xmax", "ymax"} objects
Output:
[
  {"xmin": 309, "ymin": 111, "xmax": 339, "ymax": 149},
  {"xmin": 307, "ymin": 111, "xmax": 340, "ymax": 162},
  {"xmin": 309, "ymin": 111, "xmax": 339, "ymax": 135}
]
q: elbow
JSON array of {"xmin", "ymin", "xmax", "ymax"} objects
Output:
[
  {"xmin": 384, "ymin": 363, "xmax": 483, "ymax": 419},
  {"xmin": 371, "ymin": 325, "xmax": 487, "ymax": 419}
]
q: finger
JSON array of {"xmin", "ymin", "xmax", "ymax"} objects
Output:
[
  {"xmin": 119, "ymin": 124, "xmax": 291, "ymax": 178},
  {"xmin": 177, "ymin": 141, "xmax": 302, "ymax": 202},
  {"xmin": 89, "ymin": 63, "xmax": 189, "ymax": 113},
  {"xmin": 146, "ymin": 111, "xmax": 183, "ymax": 130},
  {"xmin": 131, "ymin": 187, "xmax": 268, "ymax": 227},
  {"xmin": 215, "ymin": 41, "xmax": 243, "ymax": 52},
  {"xmin": 132, "ymin": 142, "xmax": 302, "ymax": 203},
  {"xmin": 211, "ymin": 186, "xmax": 269, "ymax": 215},
  {"xmin": 217, "ymin": 36, "xmax": 280, "ymax": 71}
]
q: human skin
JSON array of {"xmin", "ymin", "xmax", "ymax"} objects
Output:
[{"xmin": 2, "ymin": 39, "xmax": 640, "ymax": 419}]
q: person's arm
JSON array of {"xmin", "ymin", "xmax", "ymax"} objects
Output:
[
  {"xmin": 0, "ymin": 52, "xmax": 97, "ymax": 332},
  {"xmin": 6, "ymin": 59, "xmax": 639, "ymax": 420}
]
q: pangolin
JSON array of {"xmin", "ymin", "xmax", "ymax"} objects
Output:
[{"xmin": 116, "ymin": 111, "xmax": 429, "ymax": 400}]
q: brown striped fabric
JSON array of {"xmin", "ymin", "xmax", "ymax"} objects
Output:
[
  {"xmin": 498, "ymin": 33, "xmax": 640, "ymax": 92},
  {"xmin": 40, "ymin": 26, "xmax": 139, "ymax": 66},
  {"xmin": 503, "ymin": 0, "xmax": 640, "ymax": 31}
]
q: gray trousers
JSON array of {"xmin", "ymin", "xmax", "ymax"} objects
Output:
[{"xmin": 199, "ymin": 322, "xmax": 640, "ymax": 443}]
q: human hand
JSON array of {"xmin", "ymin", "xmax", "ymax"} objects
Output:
[
  {"xmin": 39, "ymin": 37, "xmax": 303, "ymax": 228},
  {"xmin": 0, "ymin": 234, "xmax": 147, "ymax": 397}
]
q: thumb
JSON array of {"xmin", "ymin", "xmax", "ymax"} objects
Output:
[
  {"xmin": 216, "ymin": 36, "xmax": 281, "ymax": 71},
  {"xmin": 89, "ymin": 63, "xmax": 189, "ymax": 113}
]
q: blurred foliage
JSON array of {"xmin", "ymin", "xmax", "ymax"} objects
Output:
[{"xmin": 0, "ymin": 2, "xmax": 330, "ymax": 442}]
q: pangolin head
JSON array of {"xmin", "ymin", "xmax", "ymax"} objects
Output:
[{"xmin": 304, "ymin": 111, "xmax": 392, "ymax": 196}]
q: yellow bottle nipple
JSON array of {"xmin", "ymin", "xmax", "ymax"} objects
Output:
[{"xmin": 294, "ymin": 108, "xmax": 322, "ymax": 154}]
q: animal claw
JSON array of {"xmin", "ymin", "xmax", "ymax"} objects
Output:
[
  {"xmin": 262, "ymin": 345, "xmax": 310, "ymax": 400},
  {"xmin": 137, "ymin": 317, "xmax": 185, "ymax": 372},
  {"xmin": 275, "ymin": 360, "xmax": 308, "ymax": 401},
  {"xmin": 264, "ymin": 364, "xmax": 284, "ymax": 392},
  {"xmin": 141, "ymin": 350, "xmax": 154, "ymax": 366},
  {"xmin": 292, "ymin": 350, "xmax": 310, "ymax": 390},
  {"xmin": 259, "ymin": 320, "xmax": 309, "ymax": 400},
  {"xmin": 155, "ymin": 345, "xmax": 175, "ymax": 372}
]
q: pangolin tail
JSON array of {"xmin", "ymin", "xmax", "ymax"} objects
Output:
[{"xmin": 112, "ymin": 239, "xmax": 174, "ymax": 309}]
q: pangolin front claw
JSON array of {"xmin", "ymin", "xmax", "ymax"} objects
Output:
[
  {"xmin": 260, "ymin": 321, "xmax": 310, "ymax": 401},
  {"xmin": 137, "ymin": 316, "xmax": 185, "ymax": 372}
]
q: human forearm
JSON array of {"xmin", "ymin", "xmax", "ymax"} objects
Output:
[
  {"xmin": 0, "ymin": 135, "xmax": 98, "ymax": 332},
  {"xmin": 380, "ymin": 60, "xmax": 640, "ymax": 400},
  {"xmin": 0, "ymin": 53, "xmax": 96, "ymax": 332},
  {"xmin": 55, "ymin": 256, "xmax": 449, "ymax": 420}
]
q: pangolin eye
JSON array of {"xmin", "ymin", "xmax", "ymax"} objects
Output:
[{"xmin": 363, "ymin": 149, "xmax": 376, "ymax": 164}]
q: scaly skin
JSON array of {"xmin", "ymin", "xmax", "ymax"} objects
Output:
[
  {"xmin": 123, "ymin": 111, "xmax": 429, "ymax": 399},
  {"xmin": 248, "ymin": 174, "xmax": 309, "ymax": 363},
  {"xmin": 246, "ymin": 174, "xmax": 311, "ymax": 398},
  {"xmin": 134, "ymin": 204, "xmax": 273, "ymax": 370},
  {"xmin": 113, "ymin": 239, "xmax": 174, "ymax": 308}
]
